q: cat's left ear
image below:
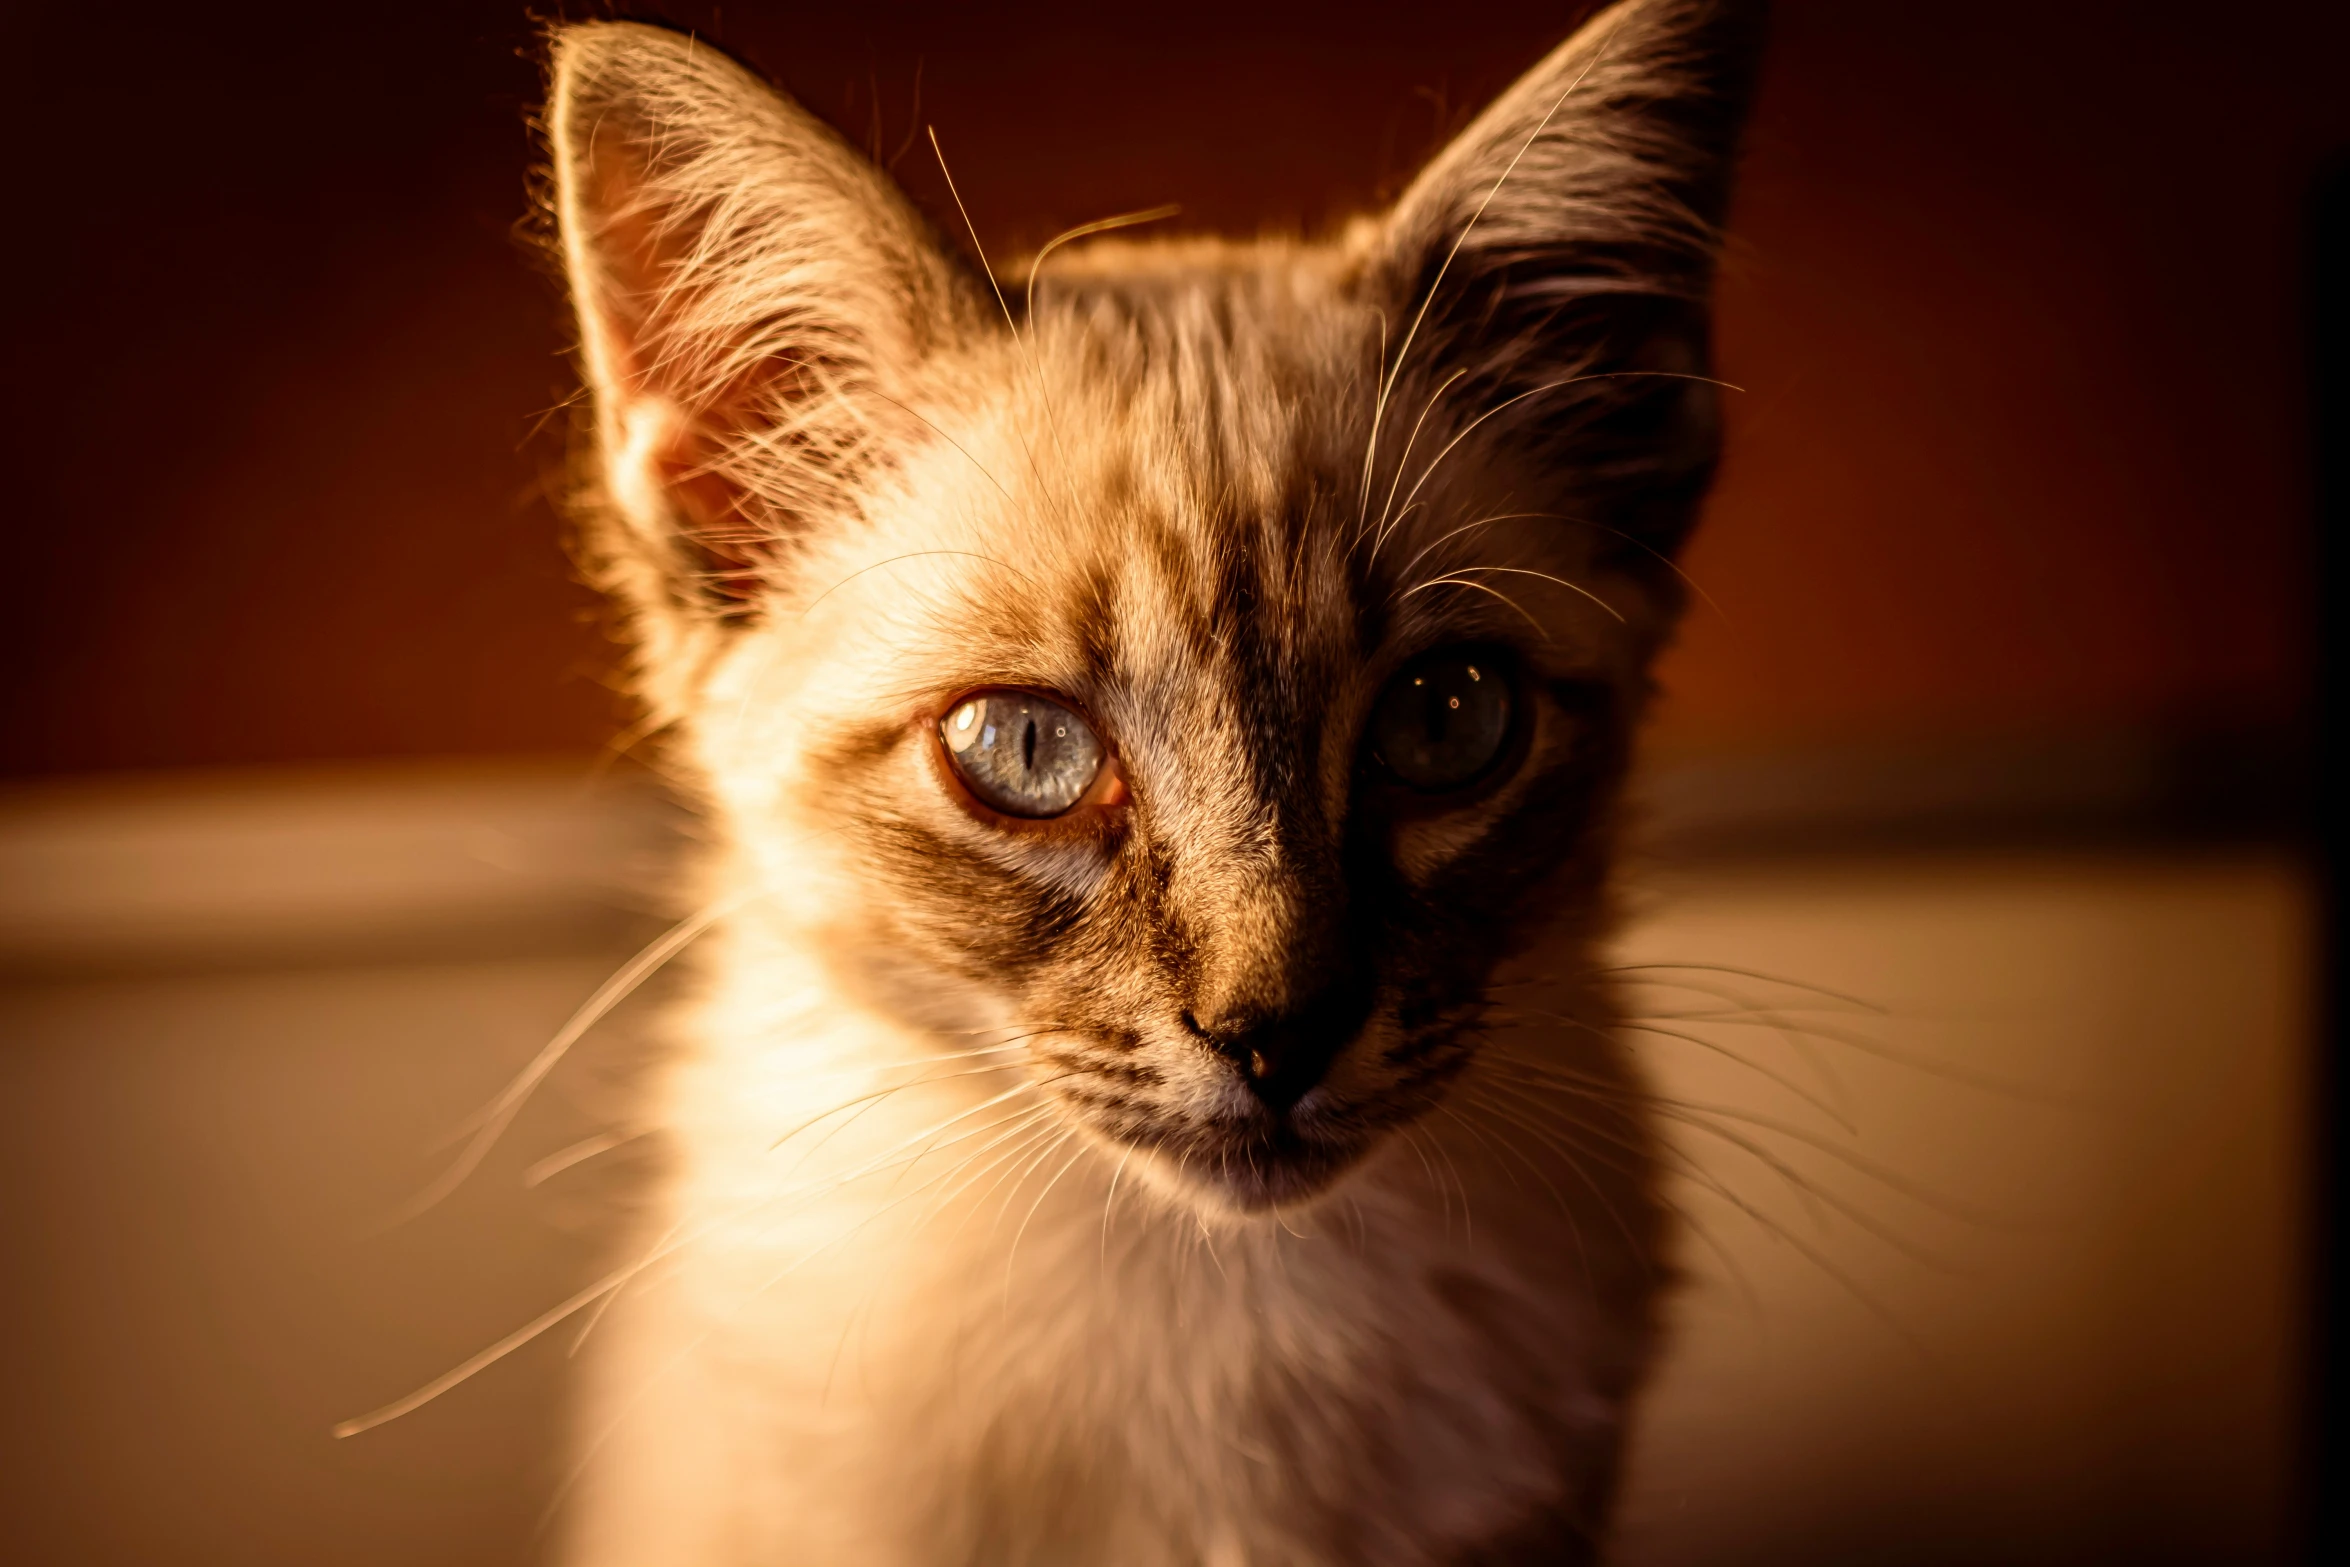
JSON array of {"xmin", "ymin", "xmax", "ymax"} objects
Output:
[
  {"xmin": 1367, "ymin": 0, "xmax": 1767, "ymax": 557},
  {"xmin": 547, "ymin": 22, "xmax": 982, "ymax": 685}
]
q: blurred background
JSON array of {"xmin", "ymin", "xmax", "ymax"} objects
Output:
[{"xmin": 1, "ymin": 1, "xmax": 2341, "ymax": 1562}]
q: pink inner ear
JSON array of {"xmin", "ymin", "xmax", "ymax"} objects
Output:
[
  {"xmin": 586, "ymin": 155, "xmax": 820, "ymax": 610},
  {"xmin": 652, "ymin": 445, "xmax": 770, "ymax": 608},
  {"xmin": 650, "ymin": 341, "xmax": 854, "ymax": 609}
]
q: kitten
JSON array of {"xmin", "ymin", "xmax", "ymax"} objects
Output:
[{"xmin": 545, "ymin": 1, "xmax": 1762, "ymax": 1560}]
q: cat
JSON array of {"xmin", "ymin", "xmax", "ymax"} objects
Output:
[{"xmin": 543, "ymin": 1, "xmax": 1763, "ymax": 1560}]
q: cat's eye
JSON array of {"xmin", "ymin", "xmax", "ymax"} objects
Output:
[
  {"xmin": 940, "ymin": 690, "xmax": 1106, "ymax": 818},
  {"xmin": 1368, "ymin": 649, "xmax": 1516, "ymax": 794}
]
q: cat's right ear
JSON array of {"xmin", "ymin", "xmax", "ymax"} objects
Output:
[
  {"xmin": 1363, "ymin": 0, "xmax": 1766, "ymax": 563},
  {"xmin": 547, "ymin": 23, "xmax": 979, "ymax": 678}
]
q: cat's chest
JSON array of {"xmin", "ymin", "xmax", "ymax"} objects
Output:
[{"xmin": 780, "ymin": 1148, "xmax": 1612, "ymax": 1559}]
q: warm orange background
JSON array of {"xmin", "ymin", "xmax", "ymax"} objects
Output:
[{"xmin": 7, "ymin": 0, "xmax": 2343, "ymax": 776}]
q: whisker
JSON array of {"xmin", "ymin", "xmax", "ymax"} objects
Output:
[
  {"xmin": 1022, "ymin": 203, "xmax": 1182, "ymax": 317},
  {"xmin": 1473, "ymin": 1068, "xmax": 1928, "ymax": 1346},
  {"xmin": 919, "ymin": 1115, "xmax": 1065, "ymax": 1231},
  {"xmin": 927, "ymin": 126, "xmax": 1082, "ymax": 536},
  {"xmin": 567, "ymin": 1215, "xmax": 686, "ymax": 1357},
  {"xmin": 392, "ymin": 893, "xmax": 744, "ymax": 1226},
  {"xmin": 1099, "ymin": 1144, "xmax": 1135, "ymax": 1270},
  {"xmin": 1649, "ymin": 1010, "xmax": 2070, "ymax": 1105},
  {"xmin": 1611, "ymin": 966, "xmax": 1915, "ymax": 1112},
  {"xmin": 1601, "ymin": 962, "xmax": 1889, "ymax": 1013},
  {"xmin": 1459, "ymin": 1081, "xmax": 1744, "ymax": 1300},
  {"xmin": 1657, "ymin": 1099, "xmax": 2010, "ymax": 1226},
  {"xmin": 1397, "ymin": 1122, "xmax": 1451, "ymax": 1235},
  {"xmin": 1542, "ymin": 512, "xmax": 1740, "ymax": 629},
  {"xmin": 1434, "ymin": 1099, "xmax": 1591, "ymax": 1288},
  {"xmin": 1463, "ymin": 1074, "xmax": 1704, "ymax": 1243},
  {"xmin": 1476, "ymin": 1056, "xmax": 1828, "ymax": 1233},
  {"xmin": 848, "ymin": 1108, "xmax": 1062, "ymax": 1258},
  {"xmin": 798, "ymin": 548, "xmax": 1037, "ymax": 622},
  {"xmin": 732, "ymin": 1120, "xmax": 1070, "ymax": 1358},
  {"xmin": 1403, "ymin": 564, "xmax": 1624, "ymax": 624},
  {"xmin": 346, "ymin": 1074, "xmax": 1063, "ymax": 1443},
  {"xmin": 1496, "ymin": 1055, "xmax": 2000, "ymax": 1226},
  {"xmin": 859, "ymin": 387, "xmax": 1026, "ymax": 512},
  {"xmin": 1497, "ymin": 1003, "xmax": 1853, "ymax": 1129},
  {"xmin": 522, "ymin": 1127, "xmax": 650, "ymax": 1190},
  {"xmin": 1406, "ymin": 573, "xmax": 1551, "ymax": 637},
  {"xmin": 1353, "ymin": 309, "xmax": 1391, "ymax": 533},
  {"xmin": 1367, "ymin": 367, "xmax": 1468, "ymax": 552},
  {"xmin": 1427, "ymin": 1121, "xmax": 1474, "ymax": 1244},
  {"xmin": 333, "ymin": 1204, "xmax": 721, "ymax": 1438},
  {"xmin": 1385, "ymin": 372, "xmax": 1737, "ymax": 561},
  {"xmin": 1004, "ymin": 1136, "xmax": 1093, "ymax": 1301},
  {"xmin": 780, "ymin": 1073, "xmax": 1081, "ymax": 1199},
  {"xmin": 765, "ymin": 1059, "xmax": 1031, "ymax": 1164},
  {"xmin": 1389, "ymin": 509, "xmax": 1558, "ymax": 585},
  {"xmin": 1641, "ymin": 1106, "xmax": 1967, "ymax": 1267},
  {"xmin": 980, "ymin": 1126, "xmax": 1080, "ymax": 1249}
]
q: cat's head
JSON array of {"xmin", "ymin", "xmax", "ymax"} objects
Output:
[{"xmin": 548, "ymin": 0, "xmax": 1762, "ymax": 1211}]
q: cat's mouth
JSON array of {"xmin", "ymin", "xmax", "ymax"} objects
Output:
[{"xmin": 1042, "ymin": 1032, "xmax": 1456, "ymax": 1212}]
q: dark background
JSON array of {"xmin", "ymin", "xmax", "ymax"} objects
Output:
[{"xmin": 7, "ymin": 0, "xmax": 2345, "ymax": 779}]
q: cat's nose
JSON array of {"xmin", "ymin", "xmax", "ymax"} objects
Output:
[{"xmin": 1181, "ymin": 986, "xmax": 1370, "ymax": 1111}]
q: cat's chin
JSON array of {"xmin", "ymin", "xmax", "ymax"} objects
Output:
[
  {"xmin": 1184, "ymin": 1150, "xmax": 1361, "ymax": 1214},
  {"xmin": 1094, "ymin": 1108, "xmax": 1373, "ymax": 1215}
]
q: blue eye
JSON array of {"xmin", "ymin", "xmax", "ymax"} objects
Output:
[
  {"xmin": 1369, "ymin": 649, "xmax": 1516, "ymax": 792},
  {"xmin": 940, "ymin": 691, "xmax": 1105, "ymax": 818}
]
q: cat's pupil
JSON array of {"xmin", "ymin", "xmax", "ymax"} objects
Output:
[
  {"xmin": 941, "ymin": 691, "xmax": 1104, "ymax": 818},
  {"xmin": 1370, "ymin": 651, "xmax": 1514, "ymax": 793}
]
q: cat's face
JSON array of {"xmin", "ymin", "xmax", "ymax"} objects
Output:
[
  {"xmin": 704, "ymin": 267, "xmax": 1664, "ymax": 1209},
  {"xmin": 550, "ymin": 0, "xmax": 1760, "ymax": 1210}
]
